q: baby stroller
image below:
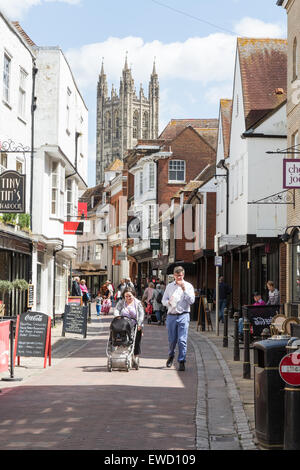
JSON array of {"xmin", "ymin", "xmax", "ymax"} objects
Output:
[
  {"xmin": 146, "ymin": 302, "xmax": 166, "ymax": 325},
  {"xmin": 106, "ymin": 316, "xmax": 139, "ymax": 372}
]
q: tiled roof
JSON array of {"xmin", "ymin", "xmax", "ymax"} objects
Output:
[
  {"xmin": 159, "ymin": 119, "xmax": 218, "ymax": 141},
  {"xmin": 80, "ymin": 183, "xmax": 104, "ymax": 211},
  {"xmin": 12, "ymin": 22, "xmax": 36, "ymax": 47},
  {"xmin": 220, "ymin": 99, "xmax": 232, "ymax": 158},
  {"xmin": 237, "ymin": 38, "xmax": 287, "ymax": 130},
  {"xmin": 195, "ymin": 163, "xmax": 216, "ymax": 184},
  {"xmin": 194, "ymin": 127, "xmax": 218, "ymax": 151},
  {"xmin": 105, "ymin": 158, "xmax": 123, "ymax": 172}
]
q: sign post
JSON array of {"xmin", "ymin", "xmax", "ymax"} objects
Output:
[{"xmin": 279, "ymin": 352, "xmax": 300, "ymax": 386}]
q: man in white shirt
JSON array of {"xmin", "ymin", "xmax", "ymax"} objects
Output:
[{"xmin": 162, "ymin": 266, "xmax": 195, "ymax": 371}]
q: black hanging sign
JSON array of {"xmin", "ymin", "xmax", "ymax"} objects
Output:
[
  {"xmin": 0, "ymin": 170, "xmax": 26, "ymax": 213},
  {"xmin": 62, "ymin": 304, "xmax": 88, "ymax": 338}
]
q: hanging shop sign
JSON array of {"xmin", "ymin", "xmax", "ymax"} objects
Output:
[
  {"xmin": 283, "ymin": 159, "xmax": 300, "ymax": 189},
  {"xmin": 0, "ymin": 171, "xmax": 26, "ymax": 213}
]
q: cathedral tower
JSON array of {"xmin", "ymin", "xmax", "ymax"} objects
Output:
[{"xmin": 96, "ymin": 58, "xmax": 159, "ymax": 184}]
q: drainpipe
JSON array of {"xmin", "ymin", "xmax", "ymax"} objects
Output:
[
  {"xmin": 30, "ymin": 62, "xmax": 38, "ymax": 233},
  {"xmin": 53, "ymin": 242, "xmax": 64, "ymax": 326}
]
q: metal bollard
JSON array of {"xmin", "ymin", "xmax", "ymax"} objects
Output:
[
  {"xmin": 1, "ymin": 320, "xmax": 22, "ymax": 382},
  {"xmin": 233, "ymin": 312, "xmax": 240, "ymax": 361},
  {"xmin": 223, "ymin": 308, "xmax": 228, "ymax": 347},
  {"xmin": 88, "ymin": 301, "xmax": 91, "ymax": 323},
  {"xmin": 243, "ymin": 318, "xmax": 251, "ymax": 379}
]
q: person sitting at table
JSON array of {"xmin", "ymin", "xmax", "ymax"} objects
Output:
[{"xmin": 239, "ymin": 292, "xmax": 266, "ymax": 341}]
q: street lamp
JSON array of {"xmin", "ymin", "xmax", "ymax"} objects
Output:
[{"xmin": 281, "ymin": 226, "xmax": 300, "ymax": 242}]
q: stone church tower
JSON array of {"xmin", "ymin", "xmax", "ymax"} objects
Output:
[{"xmin": 96, "ymin": 57, "xmax": 159, "ymax": 183}]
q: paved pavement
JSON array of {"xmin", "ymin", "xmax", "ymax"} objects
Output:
[{"xmin": 0, "ymin": 305, "xmax": 258, "ymax": 451}]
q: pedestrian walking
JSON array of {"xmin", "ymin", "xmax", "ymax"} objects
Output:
[
  {"xmin": 95, "ymin": 291, "xmax": 102, "ymax": 316},
  {"xmin": 114, "ymin": 287, "xmax": 145, "ymax": 360},
  {"xmin": 80, "ymin": 279, "xmax": 89, "ymax": 306},
  {"xmin": 71, "ymin": 276, "xmax": 81, "ymax": 297},
  {"xmin": 152, "ymin": 283, "xmax": 165, "ymax": 324},
  {"xmin": 162, "ymin": 266, "xmax": 195, "ymax": 371},
  {"xmin": 213, "ymin": 276, "xmax": 232, "ymax": 323},
  {"xmin": 266, "ymin": 280, "xmax": 280, "ymax": 305}
]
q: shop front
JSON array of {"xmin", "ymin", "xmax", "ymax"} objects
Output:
[{"xmin": 0, "ymin": 229, "xmax": 32, "ymax": 316}]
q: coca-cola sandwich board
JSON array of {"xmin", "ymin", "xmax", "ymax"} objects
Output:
[{"xmin": 13, "ymin": 312, "xmax": 51, "ymax": 368}]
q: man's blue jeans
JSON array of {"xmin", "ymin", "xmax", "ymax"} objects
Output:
[
  {"xmin": 166, "ymin": 313, "xmax": 190, "ymax": 362},
  {"xmin": 219, "ymin": 299, "xmax": 227, "ymax": 322},
  {"xmin": 155, "ymin": 310, "xmax": 161, "ymax": 322}
]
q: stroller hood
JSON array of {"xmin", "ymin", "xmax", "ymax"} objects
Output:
[{"xmin": 111, "ymin": 316, "xmax": 132, "ymax": 335}]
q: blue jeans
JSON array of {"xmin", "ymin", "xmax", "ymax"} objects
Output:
[
  {"xmin": 219, "ymin": 299, "xmax": 227, "ymax": 322},
  {"xmin": 238, "ymin": 318, "xmax": 244, "ymax": 335},
  {"xmin": 155, "ymin": 310, "xmax": 161, "ymax": 322},
  {"xmin": 166, "ymin": 313, "xmax": 190, "ymax": 362},
  {"xmin": 96, "ymin": 304, "xmax": 101, "ymax": 315}
]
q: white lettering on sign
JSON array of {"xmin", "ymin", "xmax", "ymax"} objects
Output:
[
  {"xmin": 281, "ymin": 366, "xmax": 300, "ymax": 373},
  {"xmin": 24, "ymin": 314, "xmax": 43, "ymax": 322}
]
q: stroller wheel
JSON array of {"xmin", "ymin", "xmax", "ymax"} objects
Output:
[
  {"xmin": 133, "ymin": 356, "xmax": 139, "ymax": 370},
  {"xmin": 125, "ymin": 359, "xmax": 130, "ymax": 372},
  {"xmin": 107, "ymin": 359, "xmax": 112, "ymax": 372}
]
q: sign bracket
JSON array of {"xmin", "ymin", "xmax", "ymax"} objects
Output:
[{"xmin": 248, "ymin": 189, "xmax": 295, "ymax": 208}]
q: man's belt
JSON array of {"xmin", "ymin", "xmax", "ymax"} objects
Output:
[{"xmin": 168, "ymin": 311, "xmax": 190, "ymax": 316}]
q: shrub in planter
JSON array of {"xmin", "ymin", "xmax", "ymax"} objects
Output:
[{"xmin": 12, "ymin": 279, "xmax": 29, "ymax": 291}]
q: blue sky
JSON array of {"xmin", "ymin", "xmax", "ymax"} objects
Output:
[{"xmin": 0, "ymin": 0, "xmax": 287, "ymax": 186}]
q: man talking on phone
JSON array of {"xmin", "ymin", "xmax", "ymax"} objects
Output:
[{"xmin": 162, "ymin": 266, "xmax": 195, "ymax": 371}]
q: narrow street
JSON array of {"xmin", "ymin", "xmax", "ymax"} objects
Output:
[{"xmin": 0, "ymin": 306, "xmax": 256, "ymax": 451}]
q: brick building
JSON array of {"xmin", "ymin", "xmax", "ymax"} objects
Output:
[{"xmin": 277, "ymin": 0, "xmax": 300, "ymax": 316}]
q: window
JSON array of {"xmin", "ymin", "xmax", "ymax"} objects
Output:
[
  {"xmin": 16, "ymin": 160, "xmax": 23, "ymax": 173},
  {"xmin": 66, "ymin": 179, "xmax": 73, "ymax": 221},
  {"xmin": 18, "ymin": 68, "xmax": 27, "ymax": 118},
  {"xmin": 149, "ymin": 163, "xmax": 155, "ymax": 190},
  {"xmin": 168, "ymin": 160, "xmax": 185, "ymax": 182},
  {"xmin": 3, "ymin": 53, "xmax": 11, "ymax": 103},
  {"xmin": 95, "ymin": 243, "xmax": 102, "ymax": 260},
  {"xmin": 66, "ymin": 88, "xmax": 71, "ymax": 133},
  {"xmin": 142, "ymin": 112, "xmax": 149, "ymax": 139},
  {"xmin": 293, "ymin": 37, "xmax": 298, "ymax": 82},
  {"xmin": 51, "ymin": 161, "xmax": 64, "ymax": 217},
  {"xmin": 51, "ymin": 161, "xmax": 59, "ymax": 215},
  {"xmin": 139, "ymin": 171, "xmax": 143, "ymax": 195},
  {"xmin": 0, "ymin": 153, "xmax": 7, "ymax": 173},
  {"xmin": 133, "ymin": 111, "xmax": 139, "ymax": 139}
]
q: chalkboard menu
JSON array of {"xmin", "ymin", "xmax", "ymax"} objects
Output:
[
  {"xmin": 27, "ymin": 284, "xmax": 34, "ymax": 308},
  {"xmin": 62, "ymin": 304, "xmax": 88, "ymax": 338},
  {"xmin": 13, "ymin": 312, "xmax": 51, "ymax": 368}
]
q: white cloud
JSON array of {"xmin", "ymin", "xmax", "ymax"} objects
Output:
[
  {"xmin": 66, "ymin": 33, "xmax": 237, "ymax": 92},
  {"xmin": 0, "ymin": 0, "xmax": 80, "ymax": 19},
  {"xmin": 205, "ymin": 83, "xmax": 234, "ymax": 105},
  {"xmin": 234, "ymin": 17, "xmax": 286, "ymax": 38}
]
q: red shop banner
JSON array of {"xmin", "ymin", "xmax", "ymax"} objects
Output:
[{"xmin": 0, "ymin": 321, "xmax": 10, "ymax": 373}]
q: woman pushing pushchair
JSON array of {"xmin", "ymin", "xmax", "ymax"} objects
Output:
[{"xmin": 107, "ymin": 287, "xmax": 145, "ymax": 371}]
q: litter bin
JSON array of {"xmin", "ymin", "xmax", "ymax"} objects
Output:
[{"xmin": 253, "ymin": 337, "xmax": 290, "ymax": 450}]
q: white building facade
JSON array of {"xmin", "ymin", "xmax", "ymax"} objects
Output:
[{"xmin": 31, "ymin": 46, "xmax": 88, "ymax": 317}]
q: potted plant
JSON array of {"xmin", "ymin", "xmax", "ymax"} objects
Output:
[
  {"xmin": 0, "ymin": 280, "xmax": 13, "ymax": 316},
  {"xmin": 12, "ymin": 279, "xmax": 29, "ymax": 292}
]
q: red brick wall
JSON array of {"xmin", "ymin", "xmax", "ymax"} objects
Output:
[{"xmin": 158, "ymin": 127, "xmax": 216, "ymax": 206}]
